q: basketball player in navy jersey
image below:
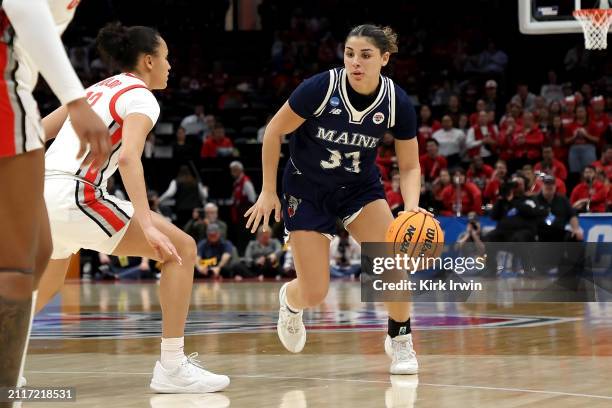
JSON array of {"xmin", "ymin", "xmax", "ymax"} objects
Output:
[{"xmin": 246, "ymin": 24, "xmax": 428, "ymax": 374}]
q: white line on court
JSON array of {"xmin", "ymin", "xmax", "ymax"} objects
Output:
[{"xmin": 26, "ymin": 370, "xmax": 612, "ymax": 400}]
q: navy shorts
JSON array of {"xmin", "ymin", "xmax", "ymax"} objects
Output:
[{"xmin": 281, "ymin": 160, "xmax": 386, "ymax": 237}]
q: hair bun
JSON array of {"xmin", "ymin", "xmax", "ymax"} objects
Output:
[{"xmin": 96, "ymin": 22, "xmax": 132, "ymax": 69}]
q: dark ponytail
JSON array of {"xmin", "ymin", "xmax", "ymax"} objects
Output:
[
  {"xmin": 347, "ymin": 24, "xmax": 399, "ymax": 54},
  {"xmin": 96, "ymin": 22, "xmax": 160, "ymax": 71}
]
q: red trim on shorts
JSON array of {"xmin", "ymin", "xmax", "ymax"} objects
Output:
[
  {"xmin": 109, "ymin": 84, "xmax": 147, "ymax": 125},
  {"xmin": 0, "ymin": 41, "xmax": 15, "ymax": 157}
]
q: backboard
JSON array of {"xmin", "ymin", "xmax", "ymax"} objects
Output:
[{"xmin": 519, "ymin": 0, "xmax": 611, "ymax": 34}]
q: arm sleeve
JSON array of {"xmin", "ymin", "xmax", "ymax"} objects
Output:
[
  {"xmin": 158, "ymin": 180, "xmax": 177, "ymax": 202},
  {"xmin": 390, "ymin": 85, "xmax": 417, "ymax": 140},
  {"xmin": 288, "ymin": 71, "xmax": 330, "ymax": 119},
  {"xmin": 4, "ymin": 0, "xmax": 85, "ymax": 104},
  {"xmin": 116, "ymin": 88, "xmax": 160, "ymax": 125}
]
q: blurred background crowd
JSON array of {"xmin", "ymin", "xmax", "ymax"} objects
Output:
[{"xmin": 37, "ymin": 0, "xmax": 611, "ymax": 281}]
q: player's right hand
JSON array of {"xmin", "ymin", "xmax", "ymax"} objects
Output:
[
  {"xmin": 67, "ymin": 98, "xmax": 111, "ymax": 170},
  {"xmin": 143, "ymin": 225, "xmax": 183, "ymax": 265},
  {"xmin": 244, "ymin": 190, "xmax": 281, "ymax": 233}
]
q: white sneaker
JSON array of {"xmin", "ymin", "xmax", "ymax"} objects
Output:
[
  {"xmin": 17, "ymin": 376, "xmax": 27, "ymax": 387},
  {"xmin": 277, "ymin": 282, "xmax": 306, "ymax": 353},
  {"xmin": 385, "ymin": 334, "xmax": 419, "ymax": 375},
  {"xmin": 150, "ymin": 353, "xmax": 230, "ymax": 393}
]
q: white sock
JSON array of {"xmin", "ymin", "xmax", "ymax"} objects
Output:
[
  {"xmin": 282, "ymin": 288, "xmax": 301, "ymax": 314},
  {"xmin": 160, "ymin": 337, "xmax": 185, "ymax": 370},
  {"xmin": 17, "ymin": 290, "xmax": 37, "ymax": 386}
]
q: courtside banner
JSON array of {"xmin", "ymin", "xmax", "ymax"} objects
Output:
[{"xmin": 360, "ymin": 242, "xmax": 612, "ymax": 303}]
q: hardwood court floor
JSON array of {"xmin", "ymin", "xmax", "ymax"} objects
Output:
[{"xmin": 24, "ymin": 281, "xmax": 612, "ymax": 407}]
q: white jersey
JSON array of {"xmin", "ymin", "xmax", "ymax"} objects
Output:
[
  {"xmin": 45, "ymin": 73, "xmax": 160, "ymax": 192},
  {"xmin": 1, "ymin": 0, "xmax": 85, "ymax": 157}
]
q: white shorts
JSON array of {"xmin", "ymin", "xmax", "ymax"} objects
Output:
[{"xmin": 44, "ymin": 178, "xmax": 134, "ymax": 259}]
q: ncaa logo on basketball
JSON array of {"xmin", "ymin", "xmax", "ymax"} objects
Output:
[
  {"xmin": 330, "ymin": 97, "xmax": 340, "ymax": 107},
  {"xmin": 373, "ymin": 112, "xmax": 385, "ymax": 124},
  {"xmin": 287, "ymin": 195, "xmax": 301, "ymax": 218}
]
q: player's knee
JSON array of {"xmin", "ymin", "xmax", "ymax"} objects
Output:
[
  {"xmin": 178, "ymin": 234, "xmax": 197, "ymax": 266},
  {"xmin": 0, "ymin": 273, "xmax": 34, "ymax": 300},
  {"xmin": 301, "ymin": 286, "xmax": 328, "ymax": 307}
]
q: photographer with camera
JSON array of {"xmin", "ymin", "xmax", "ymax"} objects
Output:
[
  {"xmin": 486, "ymin": 174, "xmax": 547, "ymax": 242},
  {"xmin": 456, "ymin": 212, "xmax": 486, "ymax": 257}
]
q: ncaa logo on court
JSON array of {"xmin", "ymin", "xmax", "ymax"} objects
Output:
[
  {"xmin": 373, "ymin": 112, "xmax": 385, "ymax": 124},
  {"xmin": 330, "ymin": 97, "xmax": 340, "ymax": 107}
]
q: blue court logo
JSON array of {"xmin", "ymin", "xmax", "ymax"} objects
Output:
[{"xmin": 330, "ymin": 97, "xmax": 340, "ymax": 107}]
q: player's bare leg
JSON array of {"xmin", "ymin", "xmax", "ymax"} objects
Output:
[
  {"xmin": 0, "ymin": 150, "xmax": 48, "ymax": 400},
  {"xmin": 35, "ymin": 257, "xmax": 72, "ymax": 313},
  {"xmin": 111, "ymin": 210, "xmax": 229, "ymax": 393},
  {"xmin": 277, "ymin": 231, "xmax": 330, "ymax": 353},
  {"xmin": 347, "ymin": 199, "xmax": 418, "ymax": 374}
]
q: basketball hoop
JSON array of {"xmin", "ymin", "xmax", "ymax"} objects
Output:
[{"xmin": 573, "ymin": 8, "xmax": 612, "ymax": 50}]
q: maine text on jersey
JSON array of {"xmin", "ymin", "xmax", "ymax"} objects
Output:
[{"xmin": 316, "ymin": 127, "xmax": 379, "ymax": 149}]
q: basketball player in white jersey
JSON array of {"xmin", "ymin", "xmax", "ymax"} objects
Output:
[
  {"xmin": 0, "ymin": 0, "xmax": 109, "ymax": 395},
  {"xmin": 35, "ymin": 23, "xmax": 229, "ymax": 393}
]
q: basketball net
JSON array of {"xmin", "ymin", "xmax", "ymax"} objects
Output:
[{"xmin": 573, "ymin": 1, "xmax": 612, "ymax": 50}]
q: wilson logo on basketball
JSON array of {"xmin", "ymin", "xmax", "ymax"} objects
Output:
[
  {"xmin": 373, "ymin": 112, "xmax": 385, "ymax": 124},
  {"xmin": 416, "ymin": 228, "xmax": 437, "ymax": 258}
]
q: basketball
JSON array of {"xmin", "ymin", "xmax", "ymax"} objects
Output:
[{"xmin": 386, "ymin": 211, "xmax": 444, "ymax": 259}]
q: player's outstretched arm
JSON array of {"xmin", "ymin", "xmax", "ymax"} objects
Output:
[
  {"xmin": 4, "ymin": 0, "xmax": 110, "ymax": 168},
  {"xmin": 41, "ymin": 106, "xmax": 68, "ymax": 142},
  {"xmin": 245, "ymin": 102, "xmax": 305, "ymax": 233}
]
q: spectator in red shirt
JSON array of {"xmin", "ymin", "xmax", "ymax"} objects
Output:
[
  {"xmin": 385, "ymin": 172, "xmax": 403, "ymax": 212},
  {"xmin": 546, "ymin": 115, "xmax": 568, "ymax": 162},
  {"xmin": 420, "ymin": 139, "xmax": 447, "ymax": 182},
  {"xmin": 467, "ymin": 156, "xmax": 494, "ymax": 191},
  {"xmin": 483, "ymin": 160, "xmax": 508, "ymax": 204},
  {"xmin": 469, "ymin": 99, "xmax": 487, "ymax": 126},
  {"xmin": 500, "ymin": 100, "xmax": 524, "ymax": 131},
  {"xmin": 432, "ymin": 168, "xmax": 452, "ymax": 204},
  {"xmin": 534, "ymin": 145, "xmax": 568, "ymax": 181},
  {"xmin": 376, "ymin": 131, "xmax": 396, "ymax": 181},
  {"xmin": 566, "ymin": 106, "xmax": 599, "ymax": 174},
  {"xmin": 497, "ymin": 116, "xmax": 521, "ymax": 162},
  {"xmin": 417, "ymin": 105, "xmax": 441, "ymax": 155},
  {"xmin": 592, "ymin": 145, "xmax": 612, "ymax": 181},
  {"xmin": 570, "ymin": 165, "xmax": 607, "ymax": 213},
  {"xmin": 439, "ymin": 168, "xmax": 483, "ymax": 216},
  {"xmin": 512, "ymin": 112, "xmax": 544, "ymax": 163},
  {"xmin": 588, "ymin": 96, "xmax": 609, "ymax": 144},
  {"xmin": 561, "ymin": 95, "xmax": 576, "ymax": 126},
  {"xmin": 201, "ymin": 123, "xmax": 235, "ymax": 158},
  {"xmin": 466, "ymin": 110, "xmax": 498, "ymax": 159}
]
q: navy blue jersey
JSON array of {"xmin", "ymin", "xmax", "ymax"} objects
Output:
[{"xmin": 288, "ymin": 68, "xmax": 416, "ymax": 189}]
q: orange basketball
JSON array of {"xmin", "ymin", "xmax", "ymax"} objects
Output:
[{"xmin": 385, "ymin": 211, "xmax": 444, "ymax": 258}]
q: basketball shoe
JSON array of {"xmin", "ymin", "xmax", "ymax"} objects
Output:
[
  {"xmin": 150, "ymin": 352, "xmax": 230, "ymax": 393},
  {"xmin": 277, "ymin": 282, "xmax": 306, "ymax": 353},
  {"xmin": 384, "ymin": 334, "xmax": 419, "ymax": 375}
]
